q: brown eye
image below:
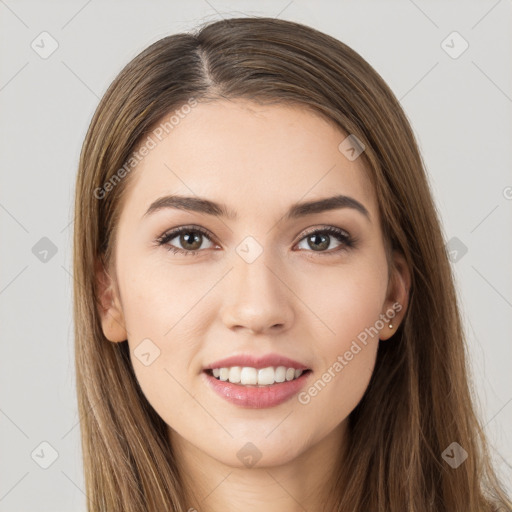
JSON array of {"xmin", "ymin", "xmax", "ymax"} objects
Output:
[
  {"xmin": 156, "ymin": 226, "xmax": 215, "ymax": 255},
  {"xmin": 296, "ymin": 226, "xmax": 355, "ymax": 255},
  {"xmin": 306, "ymin": 232, "xmax": 330, "ymax": 251},
  {"xmin": 178, "ymin": 231, "xmax": 203, "ymax": 251}
]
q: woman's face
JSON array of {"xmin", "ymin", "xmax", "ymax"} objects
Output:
[{"xmin": 98, "ymin": 98, "xmax": 408, "ymax": 469}]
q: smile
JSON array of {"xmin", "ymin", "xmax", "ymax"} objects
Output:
[
  {"xmin": 206, "ymin": 366, "xmax": 307, "ymax": 386},
  {"xmin": 202, "ymin": 368, "xmax": 312, "ymax": 409}
]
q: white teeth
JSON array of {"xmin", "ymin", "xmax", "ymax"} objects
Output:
[
  {"xmin": 275, "ymin": 366, "xmax": 286, "ymax": 383},
  {"xmin": 240, "ymin": 367, "xmax": 258, "ymax": 385},
  {"xmin": 257, "ymin": 367, "xmax": 275, "ymax": 386},
  {"xmin": 209, "ymin": 365, "xmax": 307, "ymax": 386},
  {"xmin": 228, "ymin": 366, "xmax": 241, "ymax": 383}
]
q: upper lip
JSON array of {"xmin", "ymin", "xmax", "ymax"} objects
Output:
[{"xmin": 204, "ymin": 353, "xmax": 310, "ymax": 371}]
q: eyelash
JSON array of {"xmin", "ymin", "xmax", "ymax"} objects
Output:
[{"xmin": 155, "ymin": 225, "xmax": 357, "ymax": 257}]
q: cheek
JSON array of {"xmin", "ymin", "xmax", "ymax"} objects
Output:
[
  {"xmin": 295, "ymin": 255, "xmax": 388, "ymax": 349},
  {"xmin": 296, "ymin": 295, "xmax": 383, "ymax": 435},
  {"xmin": 293, "ymin": 260, "xmax": 386, "ymax": 416},
  {"xmin": 119, "ymin": 257, "xmax": 212, "ymax": 342},
  {"xmin": 117, "ymin": 263, "xmax": 209, "ymax": 410},
  {"xmin": 297, "ymin": 341, "xmax": 377, "ymax": 440}
]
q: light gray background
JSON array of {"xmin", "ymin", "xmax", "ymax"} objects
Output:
[{"xmin": 1, "ymin": 0, "xmax": 511, "ymax": 510}]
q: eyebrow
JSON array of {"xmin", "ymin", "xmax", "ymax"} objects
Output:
[{"xmin": 142, "ymin": 194, "xmax": 371, "ymax": 222}]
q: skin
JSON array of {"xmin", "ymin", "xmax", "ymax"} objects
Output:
[{"xmin": 97, "ymin": 98, "xmax": 410, "ymax": 511}]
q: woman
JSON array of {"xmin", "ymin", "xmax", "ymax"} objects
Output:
[{"xmin": 73, "ymin": 16, "xmax": 512, "ymax": 511}]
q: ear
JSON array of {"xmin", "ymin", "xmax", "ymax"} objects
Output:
[
  {"xmin": 379, "ymin": 250, "xmax": 410, "ymax": 341},
  {"xmin": 95, "ymin": 258, "xmax": 127, "ymax": 343}
]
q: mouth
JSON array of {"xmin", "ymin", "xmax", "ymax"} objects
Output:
[
  {"xmin": 202, "ymin": 366, "xmax": 313, "ymax": 409},
  {"xmin": 204, "ymin": 366, "xmax": 312, "ymax": 387}
]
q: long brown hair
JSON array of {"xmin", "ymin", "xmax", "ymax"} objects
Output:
[{"xmin": 73, "ymin": 16, "xmax": 512, "ymax": 511}]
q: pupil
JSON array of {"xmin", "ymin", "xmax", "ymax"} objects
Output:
[
  {"xmin": 182, "ymin": 232, "xmax": 201, "ymax": 250},
  {"xmin": 309, "ymin": 233, "xmax": 328, "ymax": 251}
]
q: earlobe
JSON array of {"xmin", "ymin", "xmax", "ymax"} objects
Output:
[
  {"xmin": 95, "ymin": 258, "xmax": 127, "ymax": 343},
  {"xmin": 380, "ymin": 251, "xmax": 411, "ymax": 340}
]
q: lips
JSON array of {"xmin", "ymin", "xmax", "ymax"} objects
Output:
[
  {"xmin": 204, "ymin": 353, "xmax": 310, "ymax": 371},
  {"xmin": 202, "ymin": 369, "xmax": 311, "ymax": 408},
  {"xmin": 201, "ymin": 353, "xmax": 312, "ymax": 409}
]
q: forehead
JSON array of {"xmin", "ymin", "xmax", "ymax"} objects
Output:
[{"xmin": 122, "ymin": 99, "xmax": 377, "ymax": 221}]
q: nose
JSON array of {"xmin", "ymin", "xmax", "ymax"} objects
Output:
[{"xmin": 220, "ymin": 251, "xmax": 295, "ymax": 335}]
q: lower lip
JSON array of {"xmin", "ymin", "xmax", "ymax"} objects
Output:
[{"xmin": 202, "ymin": 370, "xmax": 311, "ymax": 409}]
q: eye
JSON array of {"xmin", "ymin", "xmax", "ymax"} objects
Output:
[
  {"xmin": 155, "ymin": 225, "xmax": 356, "ymax": 257},
  {"xmin": 295, "ymin": 226, "xmax": 355, "ymax": 255},
  {"xmin": 155, "ymin": 226, "xmax": 217, "ymax": 256}
]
